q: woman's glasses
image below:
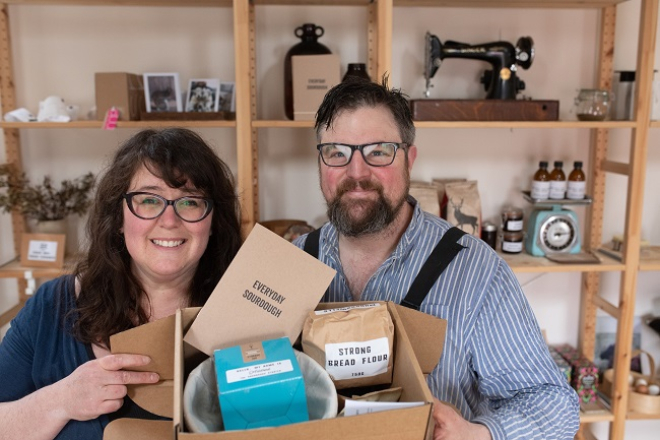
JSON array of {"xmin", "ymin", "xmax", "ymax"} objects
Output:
[{"xmin": 123, "ymin": 192, "xmax": 213, "ymax": 223}]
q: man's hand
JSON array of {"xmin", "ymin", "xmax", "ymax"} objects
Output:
[
  {"xmin": 432, "ymin": 398, "xmax": 492, "ymax": 440},
  {"xmin": 57, "ymin": 354, "xmax": 159, "ymax": 421}
]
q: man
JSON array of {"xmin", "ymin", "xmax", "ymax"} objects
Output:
[{"xmin": 293, "ymin": 78, "xmax": 580, "ymax": 440}]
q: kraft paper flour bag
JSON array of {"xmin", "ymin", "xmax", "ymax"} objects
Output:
[{"xmin": 301, "ymin": 303, "xmax": 394, "ymax": 390}]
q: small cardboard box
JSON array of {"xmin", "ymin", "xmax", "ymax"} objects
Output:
[
  {"xmin": 95, "ymin": 72, "xmax": 145, "ymax": 121},
  {"xmin": 105, "ymin": 225, "xmax": 447, "ymax": 440},
  {"xmin": 548, "ymin": 346, "xmax": 571, "ymax": 384},
  {"xmin": 292, "ymin": 54, "xmax": 340, "ymax": 121},
  {"xmin": 553, "ymin": 343, "xmax": 599, "ymax": 404},
  {"xmin": 214, "ymin": 337, "xmax": 308, "ymax": 430}
]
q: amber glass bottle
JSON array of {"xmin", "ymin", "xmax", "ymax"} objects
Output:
[
  {"xmin": 567, "ymin": 161, "xmax": 586, "ymax": 199},
  {"xmin": 531, "ymin": 161, "xmax": 551, "ymax": 200},
  {"xmin": 549, "ymin": 161, "xmax": 567, "ymax": 199}
]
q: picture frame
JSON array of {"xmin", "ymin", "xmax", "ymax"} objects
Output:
[
  {"xmin": 186, "ymin": 78, "xmax": 220, "ymax": 112},
  {"xmin": 143, "ymin": 72, "xmax": 182, "ymax": 112},
  {"xmin": 20, "ymin": 233, "xmax": 66, "ymax": 269},
  {"xmin": 218, "ymin": 81, "xmax": 236, "ymax": 112}
]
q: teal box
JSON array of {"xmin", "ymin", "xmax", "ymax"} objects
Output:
[{"xmin": 214, "ymin": 337, "xmax": 309, "ymax": 431}]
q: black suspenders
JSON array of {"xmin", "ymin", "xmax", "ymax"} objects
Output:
[{"xmin": 303, "ymin": 226, "xmax": 467, "ymax": 311}]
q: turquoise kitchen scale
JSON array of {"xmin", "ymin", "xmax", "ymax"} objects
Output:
[{"xmin": 522, "ymin": 191, "xmax": 592, "ymax": 257}]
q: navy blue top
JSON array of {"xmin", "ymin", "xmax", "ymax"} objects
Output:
[{"xmin": 0, "ymin": 275, "xmax": 164, "ymax": 440}]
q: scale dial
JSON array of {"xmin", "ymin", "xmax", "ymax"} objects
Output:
[{"xmin": 538, "ymin": 214, "xmax": 578, "ymax": 254}]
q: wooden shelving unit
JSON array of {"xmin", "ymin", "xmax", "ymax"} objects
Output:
[{"xmin": 1, "ymin": 1, "xmax": 659, "ymax": 440}]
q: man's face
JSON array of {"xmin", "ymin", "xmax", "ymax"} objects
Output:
[{"xmin": 318, "ymin": 106, "xmax": 417, "ymax": 237}]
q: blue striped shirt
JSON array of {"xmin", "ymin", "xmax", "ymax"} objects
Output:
[{"xmin": 294, "ymin": 199, "xmax": 580, "ymax": 439}]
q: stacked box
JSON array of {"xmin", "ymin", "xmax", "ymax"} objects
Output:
[
  {"xmin": 548, "ymin": 346, "xmax": 571, "ymax": 384},
  {"xmin": 553, "ymin": 343, "xmax": 599, "ymax": 404}
]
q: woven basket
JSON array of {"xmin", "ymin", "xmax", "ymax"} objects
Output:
[{"xmin": 601, "ymin": 349, "xmax": 660, "ymax": 414}]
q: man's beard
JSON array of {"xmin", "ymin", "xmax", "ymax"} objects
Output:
[{"xmin": 326, "ymin": 178, "xmax": 408, "ymax": 238}]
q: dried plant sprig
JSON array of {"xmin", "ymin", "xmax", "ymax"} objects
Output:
[{"xmin": 0, "ymin": 163, "xmax": 96, "ymax": 221}]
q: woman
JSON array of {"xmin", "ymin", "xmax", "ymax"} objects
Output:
[{"xmin": 0, "ymin": 128, "xmax": 242, "ymax": 440}]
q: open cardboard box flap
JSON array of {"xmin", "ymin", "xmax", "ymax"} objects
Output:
[{"xmin": 110, "ymin": 307, "xmax": 201, "ymax": 419}]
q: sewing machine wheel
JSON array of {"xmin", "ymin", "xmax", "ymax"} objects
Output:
[{"xmin": 516, "ymin": 37, "xmax": 534, "ymax": 69}]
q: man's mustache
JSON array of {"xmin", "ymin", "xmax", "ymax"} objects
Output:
[{"xmin": 336, "ymin": 178, "xmax": 382, "ymax": 196}]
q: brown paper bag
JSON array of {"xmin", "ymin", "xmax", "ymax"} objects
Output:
[
  {"xmin": 444, "ymin": 180, "xmax": 481, "ymax": 237},
  {"xmin": 301, "ymin": 303, "xmax": 394, "ymax": 389}
]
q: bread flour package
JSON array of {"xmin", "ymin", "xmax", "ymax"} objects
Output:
[{"xmin": 301, "ymin": 303, "xmax": 394, "ymax": 389}]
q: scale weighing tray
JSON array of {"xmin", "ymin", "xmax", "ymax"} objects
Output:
[{"xmin": 522, "ymin": 191, "xmax": 592, "ymax": 206}]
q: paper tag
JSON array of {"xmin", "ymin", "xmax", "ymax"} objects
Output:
[
  {"xmin": 102, "ymin": 107, "xmax": 119, "ymax": 130},
  {"xmin": 343, "ymin": 399, "xmax": 425, "ymax": 417},
  {"xmin": 315, "ymin": 303, "xmax": 381, "ymax": 315},
  {"xmin": 27, "ymin": 240, "xmax": 58, "ymax": 262},
  {"xmin": 325, "ymin": 337, "xmax": 390, "ymax": 380},
  {"xmin": 225, "ymin": 359, "xmax": 293, "ymax": 384}
]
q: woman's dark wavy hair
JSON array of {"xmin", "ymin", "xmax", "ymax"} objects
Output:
[
  {"xmin": 314, "ymin": 75, "xmax": 416, "ymax": 146},
  {"xmin": 71, "ymin": 128, "xmax": 242, "ymax": 347}
]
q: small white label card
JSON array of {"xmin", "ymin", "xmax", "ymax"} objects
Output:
[
  {"xmin": 343, "ymin": 400, "xmax": 425, "ymax": 417},
  {"xmin": 20, "ymin": 233, "xmax": 66, "ymax": 268},
  {"xmin": 226, "ymin": 360, "xmax": 294, "ymax": 383}
]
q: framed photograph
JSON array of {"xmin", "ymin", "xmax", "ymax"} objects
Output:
[
  {"xmin": 143, "ymin": 73, "xmax": 182, "ymax": 112},
  {"xmin": 186, "ymin": 78, "xmax": 220, "ymax": 112},
  {"xmin": 20, "ymin": 233, "xmax": 66, "ymax": 269},
  {"xmin": 218, "ymin": 81, "xmax": 236, "ymax": 112}
]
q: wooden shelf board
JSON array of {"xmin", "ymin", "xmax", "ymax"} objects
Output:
[
  {"xmin": 0, "ymin": 257, "xmax": 75, "ymax": 279},
  {"xmin": 3, "ymin": 0, "xmax": 627, "ymax": 6},
  {"xmin": 3, "ymin": 1, "xmax": 233, "ymax": 6},
  {"xmin": 253, "ymin": 120, "xmax": 315, "ymax": 128},
  {"xmin": 394, "ymin": 0, "xmax": 629, "ymax": 7},
  {"xmin": 626, "ymin": 411, "xmax": 660, "ymax": 420},
  {"xmin": 640, "ymin": 262, "xmax": 660, "ymax": 271},
  {"xmin": 413, "ymin": 120, "xmax": 636, "ymax": 129},
  {"xmin": 0, "ymin": 120, "xmax": 236, "ymax": 129},
  {"xmin": 499, "ymin": 251, "xmax": 625, "ymax": 273},
  {"xmin": 253, "ymin": 120, "xmax": 636, "ymax": 129},
  {"xmin": 580, "ymin": 411, "xmax": 615, "ymax": 423},
  {"xmin": 650, "ymin": 120, "xmax": 660, "ymax": 128}
]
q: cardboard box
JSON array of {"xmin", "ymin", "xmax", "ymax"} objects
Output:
[
  {"xmin": 292, "ymin": 54, "xmax": 340, "ymax": 121},
  {"xmin": 548, "ymin": 346, "xmax": 571, "ymax": 384},
  {"xmin": 553, "ymin": 343, "xmax": 599, "ymax": 404},
  {"xmin": 106, "ymin": 301, "xmax": 445, "ymax": 440},
  {"xmin": 105, "ymin": 225, "xmax": 447, "ymax": 440},
  {"xmin": 95, "ymin": 72, "xmax": 146, "ymax": 121},
  {"xmin": 214, "ymin": 337, "xmax": 308, "ymax": 430}
]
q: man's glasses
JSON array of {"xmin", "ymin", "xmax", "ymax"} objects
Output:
[
  {"xmin": 317, "ymin": 142, "xmax": 407, "ymax": 167},
  {"xmin": 123, "ymin": 192, "xmax": 213, "ymax": 223}
]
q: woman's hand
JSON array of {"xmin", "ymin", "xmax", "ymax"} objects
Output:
[
  {"xmin": 58, "ymin": 354, "xmax": 159, "ymax": 421},
  {"xmin": 432, "ymin": 398, "xmax": 492, "ymax": 440}
]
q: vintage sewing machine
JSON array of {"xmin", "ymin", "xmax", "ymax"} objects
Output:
[{"xmin": 412, "ymin": 32, "xmax": 558, "ymax": 121}]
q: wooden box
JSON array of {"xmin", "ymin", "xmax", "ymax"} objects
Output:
[{"xmin": 410, "ymin": 99, "xmax": 559, "ymax": 121}]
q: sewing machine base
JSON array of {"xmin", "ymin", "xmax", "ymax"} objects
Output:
[{"xmin": 410, "ymin": 99, "xmax": 559, "ymax": 121}]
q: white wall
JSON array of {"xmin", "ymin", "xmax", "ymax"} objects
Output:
[{"xmin": 0, "ymin": 2, "xmax": 658, "ymax": 438}]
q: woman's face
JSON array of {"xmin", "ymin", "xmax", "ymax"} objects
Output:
[{"xmin": 122, "ymin": 164, "xmax": 213, "ymax": 287}]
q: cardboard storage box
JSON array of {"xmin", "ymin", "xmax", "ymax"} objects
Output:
[
  {"xmin": 104, "ymin": 224, "xmax": 447, "ymax": 440},
  {"xmin": 553, "ymin": 343, "xmax": 599, "ymax": 404},
  {"xmin": 95, "ymin": 72, "xmax": 145, "ymax": 121},
  {"xmin": 106, "ymin": 301, "xmax": 445, "ymax": 440},
  {"xmin": 292, "ymin": 54, "xmax": 340, "ymax": 121}
]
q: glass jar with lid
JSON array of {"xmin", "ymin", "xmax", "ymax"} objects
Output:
[{"xmin": 575, "ymin": 89, "xmax": 612, "ymax": 121}]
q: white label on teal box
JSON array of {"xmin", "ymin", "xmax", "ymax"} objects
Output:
[
  {"xmin": 325, "ymin": 337, "xmax": 390, "ymax": 380},
  {"xmin": 226, "ymin": 359, "xmax": 293, "ymax": 383}
]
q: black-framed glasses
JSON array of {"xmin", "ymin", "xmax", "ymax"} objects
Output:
[
  {"xmin": 123, "ymin": 192, "xmax": 213, "ymax": 223},
  {"xmin": 317, "ymin": 142, "xmax": 407, "ymax": 167}
]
